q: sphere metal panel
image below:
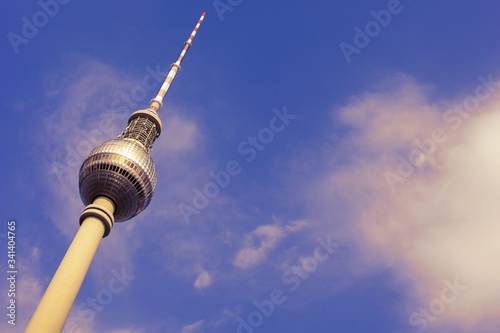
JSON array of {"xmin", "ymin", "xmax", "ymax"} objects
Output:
[{"xmin": 78, "ymin": 138, "xmax": 157, "ymax": 222}]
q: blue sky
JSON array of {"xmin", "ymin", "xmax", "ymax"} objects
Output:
[{"xmin": 3, "ymin": 0, "xmax": 500, "ymax": 332}]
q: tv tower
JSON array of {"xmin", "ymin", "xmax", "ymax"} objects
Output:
[{"xmin": 26, "ymin": 11, "xmax": 206, "ymax": 332}]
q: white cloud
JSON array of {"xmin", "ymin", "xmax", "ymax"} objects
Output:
[
  {"xmin": 194, "ymin": 270, "xmax": 213, "ymax": 290},
  {"xmin": 285, "ymin": 219, "xmax": 309, "ymax": 232},
  {"xmin": 309, "ymin": 74, "xmax": 500, "ymax": 331},
  {"xmin": 159, "ymin": 114, "xmax": 199, "ymax": 152},
  {"xmin": 181, "ymin": 319, "xmax": 204, "ymax": 333},
  {"xmin": 233, "ymin": 221, "xmax": 305, "ymax": 269},
  {"xmin": 0, "ymin": 244, "xmax": 45, "ymax": 331},
  {"xmin": 233, "ymin": 224, "xmax": 285, "ymax": 269}
]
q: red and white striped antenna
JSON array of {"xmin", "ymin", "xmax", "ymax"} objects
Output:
[{"xmin": 149, "ymin": 11, "xmax": 207, "ymax": 112}]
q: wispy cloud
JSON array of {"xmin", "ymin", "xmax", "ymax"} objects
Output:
[
  {"xmin": 0, "ymin": 243, "xmax": 44, "ymax": 331},
  {"xmin": 194, "ymin": 269, "xmax": 213, "ymax": 290},
  {"xmin": 234, "ymin": 219, "xmax": 309, "ymax": 269},
  {"xmin": 233, "ymin": 224, "xmax": 285, "ymax": 269},
  {"xmin": 308, "ymin": 73, "xmax": 500, "ymax": 331},
  {"xmin": 181, "ymin": 319, "xmax": 205, "ymax": 333}
]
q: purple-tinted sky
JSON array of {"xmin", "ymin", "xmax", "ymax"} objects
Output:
[{"xmin": 3, "ymin": 1, "xmax": 500, "ymax": 332}]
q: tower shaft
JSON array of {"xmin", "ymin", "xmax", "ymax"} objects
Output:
[{"xmin": 25, "ymin": 197, "xmax": 115, "ymax": 332}]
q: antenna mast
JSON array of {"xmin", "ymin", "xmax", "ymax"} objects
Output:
[{"xmin": 149, "ymin": 11, "xmax": 207, "ymax": 112}]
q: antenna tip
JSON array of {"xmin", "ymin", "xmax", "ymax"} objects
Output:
[{"xmin": 202, "ymin": 11, "xmax": 207, "ymax": 16}]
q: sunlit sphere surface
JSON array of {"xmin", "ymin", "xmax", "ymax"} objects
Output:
[{"xmin": 78, "ymin": 138, "xmax": 157, "ymax": 222}]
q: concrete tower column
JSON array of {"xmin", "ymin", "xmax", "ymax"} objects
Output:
[{"xmin": 25, "ymin": 197, "xmax": 114, "ymax": 333}]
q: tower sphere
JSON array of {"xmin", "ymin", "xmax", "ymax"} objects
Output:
[{"xmin": 78, "ymin": 110, "xmax": 162, "ymax": 222}]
